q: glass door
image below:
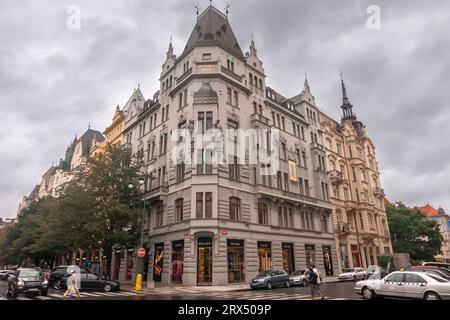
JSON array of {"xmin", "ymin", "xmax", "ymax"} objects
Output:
[{"xmin": 197, "ymin": 237, "xmax": 213, "ymax": 285}]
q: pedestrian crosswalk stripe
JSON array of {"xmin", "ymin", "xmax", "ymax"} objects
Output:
[
  {"xmin": 49, "ymin": 293, "xmax": 64, "ymax": 299},
  {"xmin": 37, "ymin": 296, "xmax": 52, "ymax": 300},
  {"xmin": 17, "ymin": 296, "xmax": 32, "ymax": 300},
  {"xmin": 80, "ymin": 292, "xmax": 100, "ymax": 297},
  {"xmin": 119, "ymin": 291, "xmax": 139, "ymax": 296}
]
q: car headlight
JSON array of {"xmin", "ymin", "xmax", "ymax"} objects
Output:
[
  {"xmin": 43, "ymin": 280, "xmax": 48, "ymax": 285},
  {"xmin": 18, "ymin": 279, "xmax": 25, "ymax": 287}
]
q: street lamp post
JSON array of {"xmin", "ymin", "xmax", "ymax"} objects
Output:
[{"xmin": 129, "ymin": 176, "xmax": 154, "ymax": 289}]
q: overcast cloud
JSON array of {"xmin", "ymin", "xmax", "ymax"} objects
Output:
[{"xmin": 1, "ymin": 0, "xmax": 449, "ymax": 218}]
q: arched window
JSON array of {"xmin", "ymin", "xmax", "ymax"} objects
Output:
[
  {"xmin": 259, "ymin": 79, "xmax": 263, "ymax": 89},
  {"xmin": 329, "ymin": 160, "xmax": 336, "ymax": 171},
  {"xmin": 229, "ymin": 197, "xmax": 241, "ymax": 221},
  {"xmin": 326, "ymin": 138, "xmax": 332, "ymax": 150},
  {"xmin": 249, "ymin": 73, "xmax": 253, "ymax": 85}
]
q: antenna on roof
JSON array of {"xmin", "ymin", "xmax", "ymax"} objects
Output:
[
  {"xmin": 195, "ymin": 3, "xmax": 200, "ymax": 20},
  {"xmin": 225, "ymin": 3, "xmax": 230, "ymax": 18}
]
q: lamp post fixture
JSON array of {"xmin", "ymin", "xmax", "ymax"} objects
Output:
[{"xmin": 128, "ymin": 178, "xmax": 147, "ymax": 283}]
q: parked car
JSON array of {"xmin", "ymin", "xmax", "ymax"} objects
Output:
[
  {"xmin": 289, "ymin": 269, "xmax": 309, "ymax": 287},
  {"xmin": 49, "ymin": 266, "xmax": 120, "ymax": 292},
  {"xmin": 4, "ymin": 268, "xmax": 48, "ymax": 299},
  {"xmin": 407, "ymin": 267, "xmax": 450, "ymax": 280},
  {"xmin": 422, "ymin": 262, "xmax": 450, "ymax": 271},
  {"xmin": 0, "ymin": 270, "xmax": 15, "ymax": 281},
  {"xmin": 355, "ymin": 271, "xmax": 450, "ymax": 300},
  {"xmin": 250, "ymin": 269, "xmax": 291, "ymax": 290},
  {"xmin": 366, "ymin": 266, "xmax": 387, "ymax": 279},
  {"xmin": 338, "ymin": 267, "xmax": 367, "ymax": 281}
]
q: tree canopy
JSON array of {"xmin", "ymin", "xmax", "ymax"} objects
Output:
[{"xmin": 386, "ymin": 202, "xmax": 443, "ymax": 262}]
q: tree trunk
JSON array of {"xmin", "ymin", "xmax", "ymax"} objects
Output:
[{"xmin": 104, "ymin": 242, "xmax": 112, "ymax": 279}]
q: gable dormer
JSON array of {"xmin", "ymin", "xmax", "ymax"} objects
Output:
[{"xmin": 245, "ymin": 37, "xmax": 265, "ymax": 76}]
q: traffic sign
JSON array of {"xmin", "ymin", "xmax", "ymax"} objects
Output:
[{"xmin": 137, "ymin": 248, "xmax": 146, "ymax": 258}]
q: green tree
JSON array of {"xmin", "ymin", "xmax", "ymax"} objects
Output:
[
  {"xmin": 386, "ymin": 202, "xmax": 443, "ymax": 261},
  {"xmin": 68, "ymin": 144, "xmax": 144, "ymax": 277}
]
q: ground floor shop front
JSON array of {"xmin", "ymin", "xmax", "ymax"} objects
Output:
[{"xmin": 138, "ymin": 230, "xmax": 337, "ymax": 286}]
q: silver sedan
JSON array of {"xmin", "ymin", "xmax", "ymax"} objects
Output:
[{"xmin": 355, "ymin": 271, "xmax": 450, "ymax": 300}]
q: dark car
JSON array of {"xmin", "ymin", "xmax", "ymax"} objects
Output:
[
  {"xmin": 422, "ymin": 262, "xmax": 450, "ymax": 271},
  {"xmin": 5, "ymin": 268, "xmax": 48, "ymax": 298},
  {"xmin": 250, "ymin": 269, "xmax": 290, "ymax": 290},
  {"xmin": 49, "ymin": 266, "xmax": 120, "ymax": 292},
  {"xmin": 408, "ymin": 266, "xmax": 450, "ymax": 280}
]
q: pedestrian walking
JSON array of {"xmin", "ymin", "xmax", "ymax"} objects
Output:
[
  {"xmin": 308, "ymin": 265, "xmax": 325, "ymax": 300},
  {"xmin": 63, "ymin": 270, "xmax": 81, "ymax": 299}
]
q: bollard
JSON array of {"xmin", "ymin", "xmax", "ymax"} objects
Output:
[{"xmin": 135, "ymin": 274, "xmax": 142, "ymax": 292}]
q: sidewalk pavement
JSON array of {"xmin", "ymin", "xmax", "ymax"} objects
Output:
[{"xmin": 121, "ymin": 277, "xmax": 340, "ymax": 294}]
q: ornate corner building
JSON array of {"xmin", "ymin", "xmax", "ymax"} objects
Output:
[
  {"xmin": 115, "ymin": 5, "xmax": 340, "ymax": 286},
  {"xmin": 319, "ymin": 78, "xmax": 393, "ymax": 272}
]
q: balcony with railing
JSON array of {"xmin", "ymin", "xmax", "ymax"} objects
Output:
[
  {"xmin": 310, "ymin": 142, "xmax": 326, "ymax": 152},
  {"xmin": 254, "ymin": 184, "xmax": 332, "ymax": 209},
  {"xmin": 144, "ymin": 183, "xmax": 169, "ymax": 200},
  {"xmin": 177, "ymin": 67, "xmax": 192, "ymax": 85},
  {"xmin": 221, "ymin": 66, "xmax": 242, "ymax": 83},
  {"xmin": 372, "ymin": 187, "xmax": 385, "ymax": 199},
  {"xmin": 250, "ymin": 113, "xmax": 271, "ymax": 126},
  {"xmin": 328, "ymin": 170, "xmax": 344, "ymax": 185}
]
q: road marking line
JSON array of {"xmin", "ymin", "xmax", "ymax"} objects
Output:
[
  {"xmin": 36, "ymin": 296, "xmax": 52, "ymax": 300},
  {"xmin": 79, "ymin": 292, "xmax": 99, "ymax": 297},
  {"xmin": 17, "ymin": 296, "xmax": 32, "ymax": 300},
  {"xmin": 49, "ymin": 294, "xmax": 64, "ymax": 299},
  {"xmin": 119, "ymin": 292, "xmax": 139, "ymax": 296}
]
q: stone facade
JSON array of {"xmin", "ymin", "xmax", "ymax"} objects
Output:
[
  {"xmin": 121, "ymin": 5, "xmax": 338, "ymax": 286},
  {"xmin": 418, "ymin": 205, "xmax": 450, "ymax": 262},
  {"xmin": 319, "ymin": 78, "xmax": 393, "ymax": 273}
]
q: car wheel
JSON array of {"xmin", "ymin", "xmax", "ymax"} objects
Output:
[
  {"xmin": 302, "ymin": 279, "xmax": 308, "ymax": 287},
  {"xmin": 362, "ymin": 287, "xmax": 375, "ymax": 300},
  {"xmin": 285, "ymin": 280, "xmax": 291, "ymax": 288},
  {"xmin": 424, "ymin": 291, "xmax": 441, "ymax": 300},
  {"xmin": 266, "ymin": 281, "xmax": 272, "ymax": 290},
  {"xmin": 8, "ymin": 285, "xmax": 18, "ymax": 299},
  {"xmin": 104, "ymin": 283, "xmax": 113, "ymax": 292},
  {"xmin": 52, "ymin": 280, "xmax": 62, "ymax": 290}
]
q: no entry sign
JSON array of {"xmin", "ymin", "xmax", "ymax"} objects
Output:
[{"xmin": 137, "ymin": 248, "xmax": 146, "ymax": 258}]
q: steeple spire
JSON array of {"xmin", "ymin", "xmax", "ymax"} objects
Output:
[
  {"xmin": 304, "ymin": 73, "xmax": 311, "ymax": 93},
  {"xmin": 249, "ymin": 33, "xmax": 257, "ymax": 56},
  {"xmin": 166, "ymin": 36, "xmax": 174, "ymax": 59},
  {"xmin": 340, "ymin": 72, "xmax": 357, "ymax": 122}
]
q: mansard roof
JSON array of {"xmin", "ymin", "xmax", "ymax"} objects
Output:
[
  {"xmin": 28, "ymin": 184, "xmax": 41, "ymax": 200},
  {"xmin": 183, "ymin": 5, "xmax": 245, "ymax": 60},
  {"xmin": 79, "ymin": 129, "xmax": 104, "ymax": 156}
]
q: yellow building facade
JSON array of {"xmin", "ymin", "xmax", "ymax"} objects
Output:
[
  {"xmin": 319, "ymin": 78, "xmax": 393, "ymax": 273},
  {"xmin": 91, "ymin": 106, "xmax": 126, "ymax": 157}
]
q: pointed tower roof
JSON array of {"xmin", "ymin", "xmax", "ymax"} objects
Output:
[
  {"xmin": 340, "ymin": 73, "xmax": 357, "ymax": 122},
  {"xmin": 183, "ymin": 5, "xmax": 244, "ymax": 60}
]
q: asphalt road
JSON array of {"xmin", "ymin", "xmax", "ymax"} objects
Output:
[{"xmin": 0, "ymin": 281, "xmax": 361, "ymax": 301}]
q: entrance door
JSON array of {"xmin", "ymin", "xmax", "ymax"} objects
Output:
[
  {"xmin": 113, "ymin": 252, "xmax": 121, "ymax": 280},
  {"xmin": 282, "ymin": 243, "xmax": 295, "ymax": 274},
  {"xmin": 197, "ymin": 237, "xmax": 213, "ymax": 285}
]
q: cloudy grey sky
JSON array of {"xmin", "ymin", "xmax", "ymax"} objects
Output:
[{"xmin": 1, "ymin": 0, "xmax": 449, "ymax": 218}]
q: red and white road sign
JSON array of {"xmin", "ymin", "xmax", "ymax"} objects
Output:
[{"xmin": 137, "ymin": 248, "xmax": 146, "ymax": 257}]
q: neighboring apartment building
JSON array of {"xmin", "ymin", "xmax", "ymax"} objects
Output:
[
  {"xmin": 70, "ymin": 128, "xmax": 105, "ymax": 169},
  {"xmin": 417, "ymin": 204, "xmax": 450, "ymax": 263},
  {"xmin": 91, "ymin": 105, "xmax": 126, "ymax": 157},
  {"xmin": 320, "ymin": 78, "xmax": 393, "ymax": 273},
  {"xmin": 118, "ymin": 5, "xmax": 337, "ymax": 286}
]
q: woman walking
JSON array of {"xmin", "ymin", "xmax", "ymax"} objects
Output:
[
  {"xmin": 63, "ymin": 270, "xmax": 81, "ymax": 299},
  {"xmin": 308, "ymin": 265, "xmax": 325, "ymax": 300}
]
